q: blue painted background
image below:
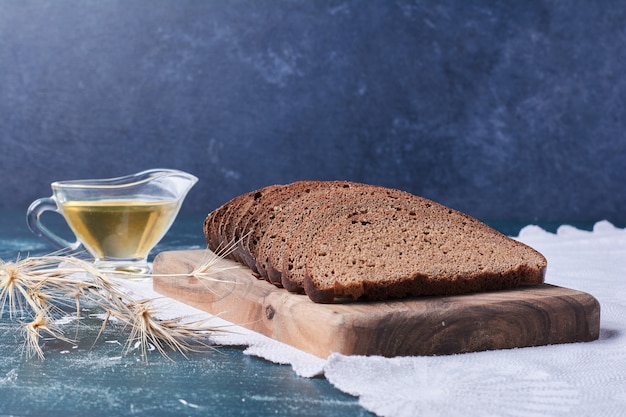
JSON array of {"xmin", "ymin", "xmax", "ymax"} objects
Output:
[{"xmin": 1, "ymin": 0, "xmax": 625, "ymax": 225}]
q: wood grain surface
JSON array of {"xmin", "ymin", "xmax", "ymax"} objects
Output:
[{"xmin": 153, "ymin": 250, "xmax": 600, "ymax": 359}]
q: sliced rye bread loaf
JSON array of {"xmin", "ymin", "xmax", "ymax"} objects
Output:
[
  {"xmin": 281, "ymin": 184, "xmax": 423, "ymax": 292},
  {"xmin": 303, "ymin": 206, "xmax": 547, "ymax": 303},
  {"xmin": 255, "ymin": 181, "xmax": 358, "ymax": 285},
  {"xmin": 203, "ymin": 181, "xmax": 547, "ymax": 303},
  {"xmin": 238, "ymin": 180, "xmax": 324, "ymax": 278}
]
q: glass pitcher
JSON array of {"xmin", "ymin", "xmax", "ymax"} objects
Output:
[{"xmin": 26, "ymin": 168, "xmax": 198, "ymax": 275}]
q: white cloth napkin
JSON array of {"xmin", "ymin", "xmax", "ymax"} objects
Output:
[{"xmin": 120, "ymin": 220, "xmax": 626, "ymax": 417}]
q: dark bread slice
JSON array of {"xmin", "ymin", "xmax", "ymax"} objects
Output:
[
  {"xmin": 303, "ymin": 206, "xmax": 547, "ymax": 303},
  {"xmin": 256, "ymin": 181, "xmax": 357, "ymax": 285},
  {"xmin": 204, "ymin": 192, "xmax": 248, "ymax": 255},
  {"xmin": 238, "ymin": 180, "xmax": 323, "ymax": 278},
  {"xmin": 204, "ymin": 208, "xmax": 222, "ymax": 252},
  {"xmin": 281, "ymin": 184, "xmax": 418, "ymax": 292},
  {"xmin": 220, "ymin": 184, "xmax": 284, "ymax": 269}
]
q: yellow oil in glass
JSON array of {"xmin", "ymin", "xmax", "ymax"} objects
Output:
[{"xmin": 60, "ymin": 199, "xmax": 180, "ymax": 260}]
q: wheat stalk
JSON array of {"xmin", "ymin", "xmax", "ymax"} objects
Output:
[{"xmin": 0, "ymin": 245, "xmax": 236, "ymax": 361}]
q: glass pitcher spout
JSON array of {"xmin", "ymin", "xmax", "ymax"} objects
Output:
[{"xmin": 117, "ymin": 168, "xmax": 198, "ymax": 201}]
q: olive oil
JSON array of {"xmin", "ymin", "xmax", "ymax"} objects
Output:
[{"xmin": 60, "ymin": 199, "xmax": 180, "ymax": 260}]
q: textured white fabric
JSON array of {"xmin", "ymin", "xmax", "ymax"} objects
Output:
[
  {"xmin": 323, "ymin": 221, "xmax": 626, "ymax": 417},
  {"xmin": 122, "ymin": 220, "xmax": 626, "ymax": 415}
]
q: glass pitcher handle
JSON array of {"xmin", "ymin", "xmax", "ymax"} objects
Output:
[{"xmin": 26, "ymin": 197, "xmax": 82, "ymax": 251}]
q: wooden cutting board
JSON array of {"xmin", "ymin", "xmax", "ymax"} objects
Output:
[{"xmin": 152, "ymin": 250, "xmax": 600, "ymax": 359}]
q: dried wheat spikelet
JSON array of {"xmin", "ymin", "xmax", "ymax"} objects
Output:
[{"xmin": 0, "ymin": 245, "xmax": 235, "ymax": 361}]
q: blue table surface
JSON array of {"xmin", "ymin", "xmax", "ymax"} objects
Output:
[
  {"xmin": 0, "ymin": 209, "xmax": 374, "ymax": 417},
  {"xmin": 0, "ymin": 209, "xmax": 599, "ymax": 417}
]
